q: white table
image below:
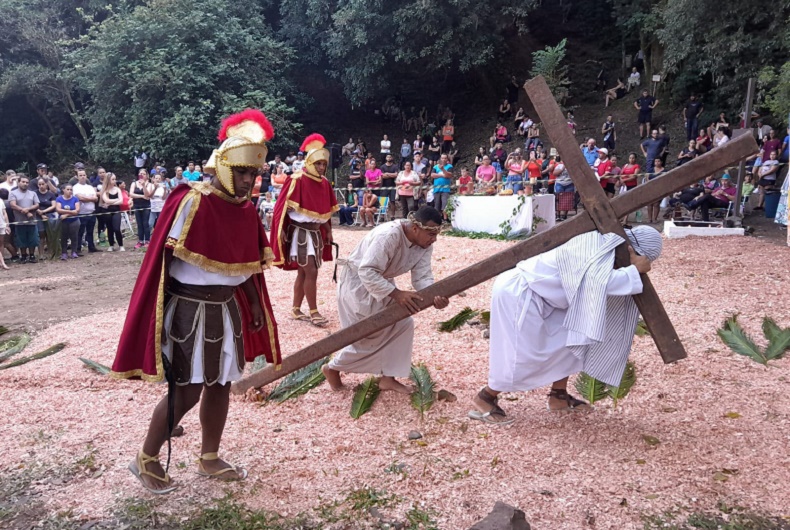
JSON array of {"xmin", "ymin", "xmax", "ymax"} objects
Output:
[{"xmin": 451, "ymin": 194, "xmax": 555, "ymax": 236}]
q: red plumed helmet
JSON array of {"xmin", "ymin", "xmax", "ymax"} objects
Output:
[
  {"xmin": 300, "ymin": 133, "xmax": 327, "ymax": 153},
  {"xmin": 217, "ymin": 109, "xmax": 275, "ymax": 143}
]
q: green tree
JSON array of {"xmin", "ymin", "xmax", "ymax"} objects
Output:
[
  {"xmin": 70, "ymin": 0, "xmax": 302, "ymax": 165},
  {"xmin": 278, "ymin": 0, "xmax": 539, "ymax": 104},
  {"xmin": 529, "ymin": 38, "xmax": 570, "ymax": 104}
]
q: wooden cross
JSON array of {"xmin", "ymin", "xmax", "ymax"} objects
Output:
[{"xmin": 232, "ymin": 77, "xmax": 758, "ymax": 395}]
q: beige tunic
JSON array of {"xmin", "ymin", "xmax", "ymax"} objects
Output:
[{"xmin": 328, "ymin": 221, "xmax": 434, "ymax": 377}]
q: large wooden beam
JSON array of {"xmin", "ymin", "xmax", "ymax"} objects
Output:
[{"xmin": 232, "ymin": 131, "xmax": 757, "ymax": 395}]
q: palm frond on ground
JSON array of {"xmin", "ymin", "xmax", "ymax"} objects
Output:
[
  {"xmin": 266, "ymin": 357, "xmax": 329, "ymax": 403},
  {"xmin": 438, "ymin": 307, "xmax": 479, "ymax": 332},
  {"xmin": 350, "ymin": 377, "xmax": 380, "ymax": 419},
  {"xmin": 409, "ymin": 364, "xmax": 436, "ymax": 418}
]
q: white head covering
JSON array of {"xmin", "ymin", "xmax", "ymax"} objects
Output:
[{"xmin": 625, "ymin": 225, "xmax": 663, "ymax": 262}]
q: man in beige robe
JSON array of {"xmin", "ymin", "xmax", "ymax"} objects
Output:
[{"xmin": 323, "ymin": 206, "xmax": 449, "ymax": 394}]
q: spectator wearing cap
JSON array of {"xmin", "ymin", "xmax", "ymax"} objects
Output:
[
  {"xmin": 595, "ymin": 148, "xmax": 616, "ymax": 197},
  {"xmin": 581, "ymin": 138, "xmax": 598, "ymax": 167},
  {"xmin": 292, "ymin": 151, "xmax": 306, "ymax": 173},
  {"xmin": 687, "ymin": 173, "xmax": 736, "ymax": 221},
  {"xmin": 36, "ymin": 164, "xmax": 59, "ymax": 193}
]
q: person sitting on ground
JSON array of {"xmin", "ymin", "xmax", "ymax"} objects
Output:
[
  {"xmin": 687, "ymin": 174, "xmax": 736, "ymax": 221},
  {"xmin": 413, "ymin": 135, "xmax": 424, "ymax": 155},
  {"xmin": 514, "ymin": 107, "xmax": 526, "ymax": 129},
  {"xmin": 677, "ymin": 140, "xmax": 699, "ymax": 167},
  {"xmin": 490, "ymin": 123, "xmax": 509, "ymax": 147},
  {"xmin": 474, "ymin": 147, "xmax": 486, "ymax": 167},
  {"xmin": 526, "ymin": 122, "xmax": 542, "ymax": 152},
  {"xmin": 338, "ymin": 183, "xmax": 359, "ymax": 226},
  {"xmin": 448, "ymin": 141, "xmax": 459, "ymax": 165},
  {"xmin": 358, "ymin": 188, "xmax": 379, "ymax": 227},
  {"xmin": 55, "ymin": 184, "xmax": 81, "ymax": 260},
  {"xmin": 713, "ymin": 127, "xmax": 730, "ymax": 149},
  {"xmin": 605, "ymin": 78, "xmax": 626, "ymax": 107},
  {"xmin": 696, "ymin": 128, "xmax": 711, "ymax": 154},
  {"xmin": 497, "ymin": 99, "xmax": 511, "ymax": 120},
  {"xmin": 755, "ymin": 150, "xmax": 780, "ymax": 210},
  {"xmin": 626, "ymin": 66, "xmax": 640, "ymax": 92},
  {"xmin": 323, "ymin": 206, "xmax": 449, "ymax": 395},
  {"xmin": 668, "ymin": 183, "xmax": 704, "ymax": 209},
  {"xmin": 470, "ymin": 225, "xmax": 661, "ymax": 423},
  {"xmin": 342, "ymin": 137, "xmax": 356, "ymax": 157}
]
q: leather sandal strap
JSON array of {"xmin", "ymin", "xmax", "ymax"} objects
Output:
[
  {"xmin": 137, "ymin": 451, "xmax": 171, "ymax": 483},
  {"xmin": 199, "ymin": 452, "xmax": 220, "ymax": 461},
  {"xmin": 477, "ymin": 388, "xmax": 508, "ymax": 418}
]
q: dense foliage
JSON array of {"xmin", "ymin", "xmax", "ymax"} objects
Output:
[{"xmin": 0, "ymin": 0, "xmax": 787, "ymax": 169}]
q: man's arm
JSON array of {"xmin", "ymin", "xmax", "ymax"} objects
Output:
[
  {"xmin": 651, "ymin": 98, "xmax": 659, "ymax": 109},
  {"xmin": 633, "ymin": 100, "xmax": 640, "ymax": 110},
  {"xmin": 640, "ymin": 142, "xmax": 648, "ymax": 157},
  {"xmin": 240, "ymin": 277, "xmax": 263, "ymax": 331},
  {"xmin": 682, "ymin": 105, "xmax": 687, "ymax": 120}
]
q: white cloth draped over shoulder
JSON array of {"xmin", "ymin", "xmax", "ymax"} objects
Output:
[
  {"xmin": 328, "ymin": 221, "xmax": 434, "ymax": 378},
  {"xmin": 488, "ymin": 227, "xmax": 663, "ymax": 391}
]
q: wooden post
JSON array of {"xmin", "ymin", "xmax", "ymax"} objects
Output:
[
  {"xmin": 734, "ymin": 78, "xmax": 756, "ymax": 218},
  {"xmin": 231, "ymin": 132, "xmax": 757, "ymax": 395}
]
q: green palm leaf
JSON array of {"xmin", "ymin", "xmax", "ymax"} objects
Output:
[
  {"xmin": 350, "ymin": 376, "xmax": 380, "ymax": 419},
  {"xmin": 0, "ymin": 326, "xmax": 9, "ymax": 337},
  {"xmin": 764, "ymin": 326, "xmax": 790, "ymax": 362},
  {"xmin": 607, "ymin": 361, "xmax": 637, "ymax": 407},
  {"xmin": 0, "ymin": 343, "xmax": 66, "ymax": 371},
  {"xmin": 266, "ymin": 357, "xmax": 328, "ymax": 403},
  {"xmin": 438, "ymin": 307, "xmax": 479, "ymax": 332},
  {"xmin": 574, "ymin": 372, "xmax": 608, "ymax": 405},
  {"xmin": 79, "ymin": 358, "xmax": 111, "ymax": 375},
  {"xmin": 409, "ymin": 364, "xmax": 435, "ymax": 418},
  {"xmin": 480, "ymin": 311, "xmax": 490, "ymax": 326},
  {"xmin": 717, "ymin": 315, "xmax": 766, "ymax": 365},
  {"xmin": 635, "ymin": 319, "xmax": 650, "ymax": 337},
  {"xmin": 0, "ymin": 334, "xmax": 31, "ymax": 362},
  {"xmin": 762, "ymin": 317, "xmax": 784, "ymax": 343}
]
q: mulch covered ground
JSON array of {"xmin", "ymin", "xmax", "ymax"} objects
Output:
[{"xmin": 2, "ymin": 229, "xmax": 789, "ymax": 529}]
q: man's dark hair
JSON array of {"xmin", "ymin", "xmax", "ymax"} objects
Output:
[
  {"xmin": 188, "ymin": 160, "xmax": 195, "ymax": 165},
  {"xmin": 413, "ymin": 205, "xmax": 442, "ymax": 225},
  {"xmin": 0, "ymin": 189, "xmax": 7, "ymax": 200}
]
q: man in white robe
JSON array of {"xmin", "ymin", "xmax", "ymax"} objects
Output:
[
  {"xmin": 323, "ymin": 206, "xmax": 449, "ymax": 394},
  {"xmin": 470, "ymin": 225, "xmax": 663, "ymax": 424}
]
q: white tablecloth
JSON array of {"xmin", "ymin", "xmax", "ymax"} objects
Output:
[{"xmin": 451, "ymin": 194, "xmax": 556, "ymax": 236}]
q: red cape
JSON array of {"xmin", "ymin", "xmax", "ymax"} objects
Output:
[
  {"xmin": 111, "ymin": 183, "xmax": 280, "ymax": 382},
  {"xmin": 270, "ymin": 171, "xmax": 338, "ymax": 270}
]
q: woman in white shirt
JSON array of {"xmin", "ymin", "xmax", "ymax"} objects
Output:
[{"xmin": 146, "ymin": 174, "xmax": 169, "ymax": 229}]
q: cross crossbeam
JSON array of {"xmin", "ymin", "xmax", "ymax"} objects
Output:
[{"xmin": 231, "ymin": 78, "xmax": 757, "ymax": 395}]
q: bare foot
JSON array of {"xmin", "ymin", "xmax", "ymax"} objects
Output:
[
  {"xmin": 322, "ymin": 365, "xmax": 344, "ymax": 391},
  {"xmin": 378, "ymin": 376, "xmax": 413, "ymax": 395}
]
